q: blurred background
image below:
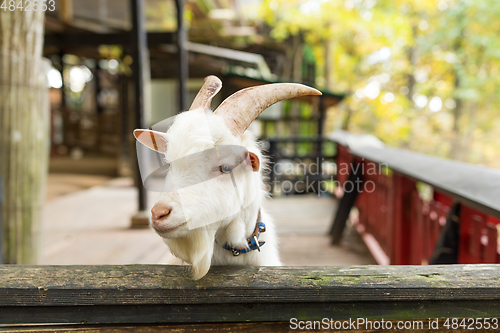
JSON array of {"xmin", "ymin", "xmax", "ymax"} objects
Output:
[
  {"xmin": 45, "ymin": 0, "xmax": 500, "ymax": 170},
  {"xmin": 1, "ymin": 0, "xmax": 499, "ymax": 267}
]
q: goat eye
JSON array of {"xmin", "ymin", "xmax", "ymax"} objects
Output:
[{"xmin": 219, "ymin": 165, "xmax": 233, "ymax": 174}]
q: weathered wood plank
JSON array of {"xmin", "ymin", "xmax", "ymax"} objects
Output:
[
  {"xmin": 1, "ymin": 265, "xmax": 499, "ymax": 305},
  {"xmin": 0, "ymin": 265, "xmax": 499, "ymax": 325},
  {"xmin": 0, "ymin": 323, "xmax": 289, "ymax": 332},
  {"xmin": 1, "ymin": 301, "xmax": 499, "ymax": 325},
  {"xmin": 0, "ymin": 319, "xmax": 494, "ymax": 333}
]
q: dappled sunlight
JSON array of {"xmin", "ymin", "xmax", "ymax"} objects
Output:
[{"xmin": 259, "ymin": 0, "xmax": 500, "ymax": 167}]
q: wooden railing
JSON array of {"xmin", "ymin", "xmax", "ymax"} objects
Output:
[
  {"xmin": 329, "ymin": 130, "xmax": 500, "ymax": 266},
  {"xmin": 1, "ymin": 265, "xmax": 499, "ymax": 330}
]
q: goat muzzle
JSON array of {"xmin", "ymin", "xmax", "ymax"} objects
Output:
[{"xmin": 151, "ymin": 203, "xmax": 172, "ymax": 224}]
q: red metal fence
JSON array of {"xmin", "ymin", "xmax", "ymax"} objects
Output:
[{"xmin": 330, "ymin": 132, "xmax": 500, "ymax": 265}]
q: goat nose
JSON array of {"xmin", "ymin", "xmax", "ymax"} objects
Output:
[{"xmin": 151, "ymin": 203, "xmax": 172, "ymax": 223}]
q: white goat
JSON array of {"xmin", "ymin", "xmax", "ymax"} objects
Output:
[{"xmin": 134, "ymin": 76, "xmax": 320, "ymax": 279}]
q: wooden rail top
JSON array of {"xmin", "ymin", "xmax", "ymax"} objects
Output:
[
  {"xmin": 1, "ymin": 264, "xmax": 500, "ymax": 325},
  {"xmin": 329, "ymin": 130, "xmax": 500, "ymax": 218}
]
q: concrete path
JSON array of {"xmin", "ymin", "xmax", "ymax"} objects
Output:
[{"xmin": 41, "ymin": 174, "xmax": 375, "ymax": 266}]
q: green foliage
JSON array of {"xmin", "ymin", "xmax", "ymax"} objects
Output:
[
  {"xmin": 258, "ymin": 0, "xmax": 500, "ymax": 167},
  {"xmin": 144, "ymin": 0, "xmax": 177, "ymax": 32}
]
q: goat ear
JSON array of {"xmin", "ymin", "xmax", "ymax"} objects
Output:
[
  {"xmin": 247, "ymin": 152, "xmax": 260, "ymax": 172},
  {"xmin": 133, "ymin": 129, "xmax": 168, "ymax": 153}
]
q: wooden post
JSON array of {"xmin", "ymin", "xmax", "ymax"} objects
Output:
[
  {"xmin": 0, "ymin": 176, "xmax": 3, "ymax": 264},
  {"xmin": 130, "ymin": 0, "xmax": 150, "ymax": 227},
  {"xmin": 175, "ymin": 0, "xmax": 189, "ymax": 111},
  {"xmin": 390, "ymin": 173, "xmax": 416, "ymax": 265},
  {"xmin": 268, "ymin": 139, "xmax": 278, "ymax": 196},
  {"xmin": 330, "ymin": 159, "xmax": 363, "ymax": 244},
  {"xmin": 118, "ymin": 76, "xmax": 131, "ymax": 176},
  {"xmin": 58, "ymin": 52, "xmax": 66, "ymax": 109},
  {"xmin": 59, "ymin": 0, "xmax": 73, "ymax": 24},
  {"xmin": 317, "ymin": 96, "xmax": 325, "ymax": 176},
  {"xmin": 0, "ymin": 10, "xmax": 48, "ymax": 263},
  {"xmin": 429, "ymin": 202, "xmax": 461, "ymax": 264},
  {"xmin": 58, "ymin": 52, "xmax": 71, "ymax": 152},
  {"xmin": 93, "ymin": 67, "xmax": 103, "ymax": 152},
  {"xmin": 484, "ymin": 223, "xmax": 498, "ymax": 263}
]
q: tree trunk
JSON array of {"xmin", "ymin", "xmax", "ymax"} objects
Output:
[
  {"xmin": 404, "ymin": 24, "xmax": 418, "ymax": 149},
  {"xmin": 282, "ymin": 37, "xmax": 294, "ymax": 80},
  {"xmin": 341, "ymin": 104, "xmax": 353, "ymax": 130},
  {"xmin": 449, "ymin": 93, "xmax": 464, "ymax": 160},
  {"xmin": 292, "ymin": 34, "xmax": 303, "ymax": 82},
  {"xmin": 460, "ymin": 102, "xmax": 477, "ymax": 162},
  {"xmin": 290, "ymin": 34, "xmax": 302, "ymax": 135},
  {"xmin": 324, "ymin": 38, "xmax": 333, "ymax": 90},
  {"xmin": 0, "ymin": 10, "xmax": 48, "ymax": 263},
  {"xmin": 449, "ymin": 52, "xmax": 464, "ymax": 161}
]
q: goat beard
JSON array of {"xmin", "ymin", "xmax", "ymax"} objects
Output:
[{"xmin": 163, "ymin": 224, "xmax": 219, "ymax": 280}]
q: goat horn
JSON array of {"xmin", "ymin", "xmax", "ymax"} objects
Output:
[
  {"xmin": 189, "ymin": 75, "xmax": 222, "ymax": 111},
  {"xmin": 214, "ymin": 83, "xmax": 321, "ymax": 137}
]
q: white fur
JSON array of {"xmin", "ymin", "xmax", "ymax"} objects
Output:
[{"xmin": 149, "ymin": 108, "xmax": 281, "ymax": 279}]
